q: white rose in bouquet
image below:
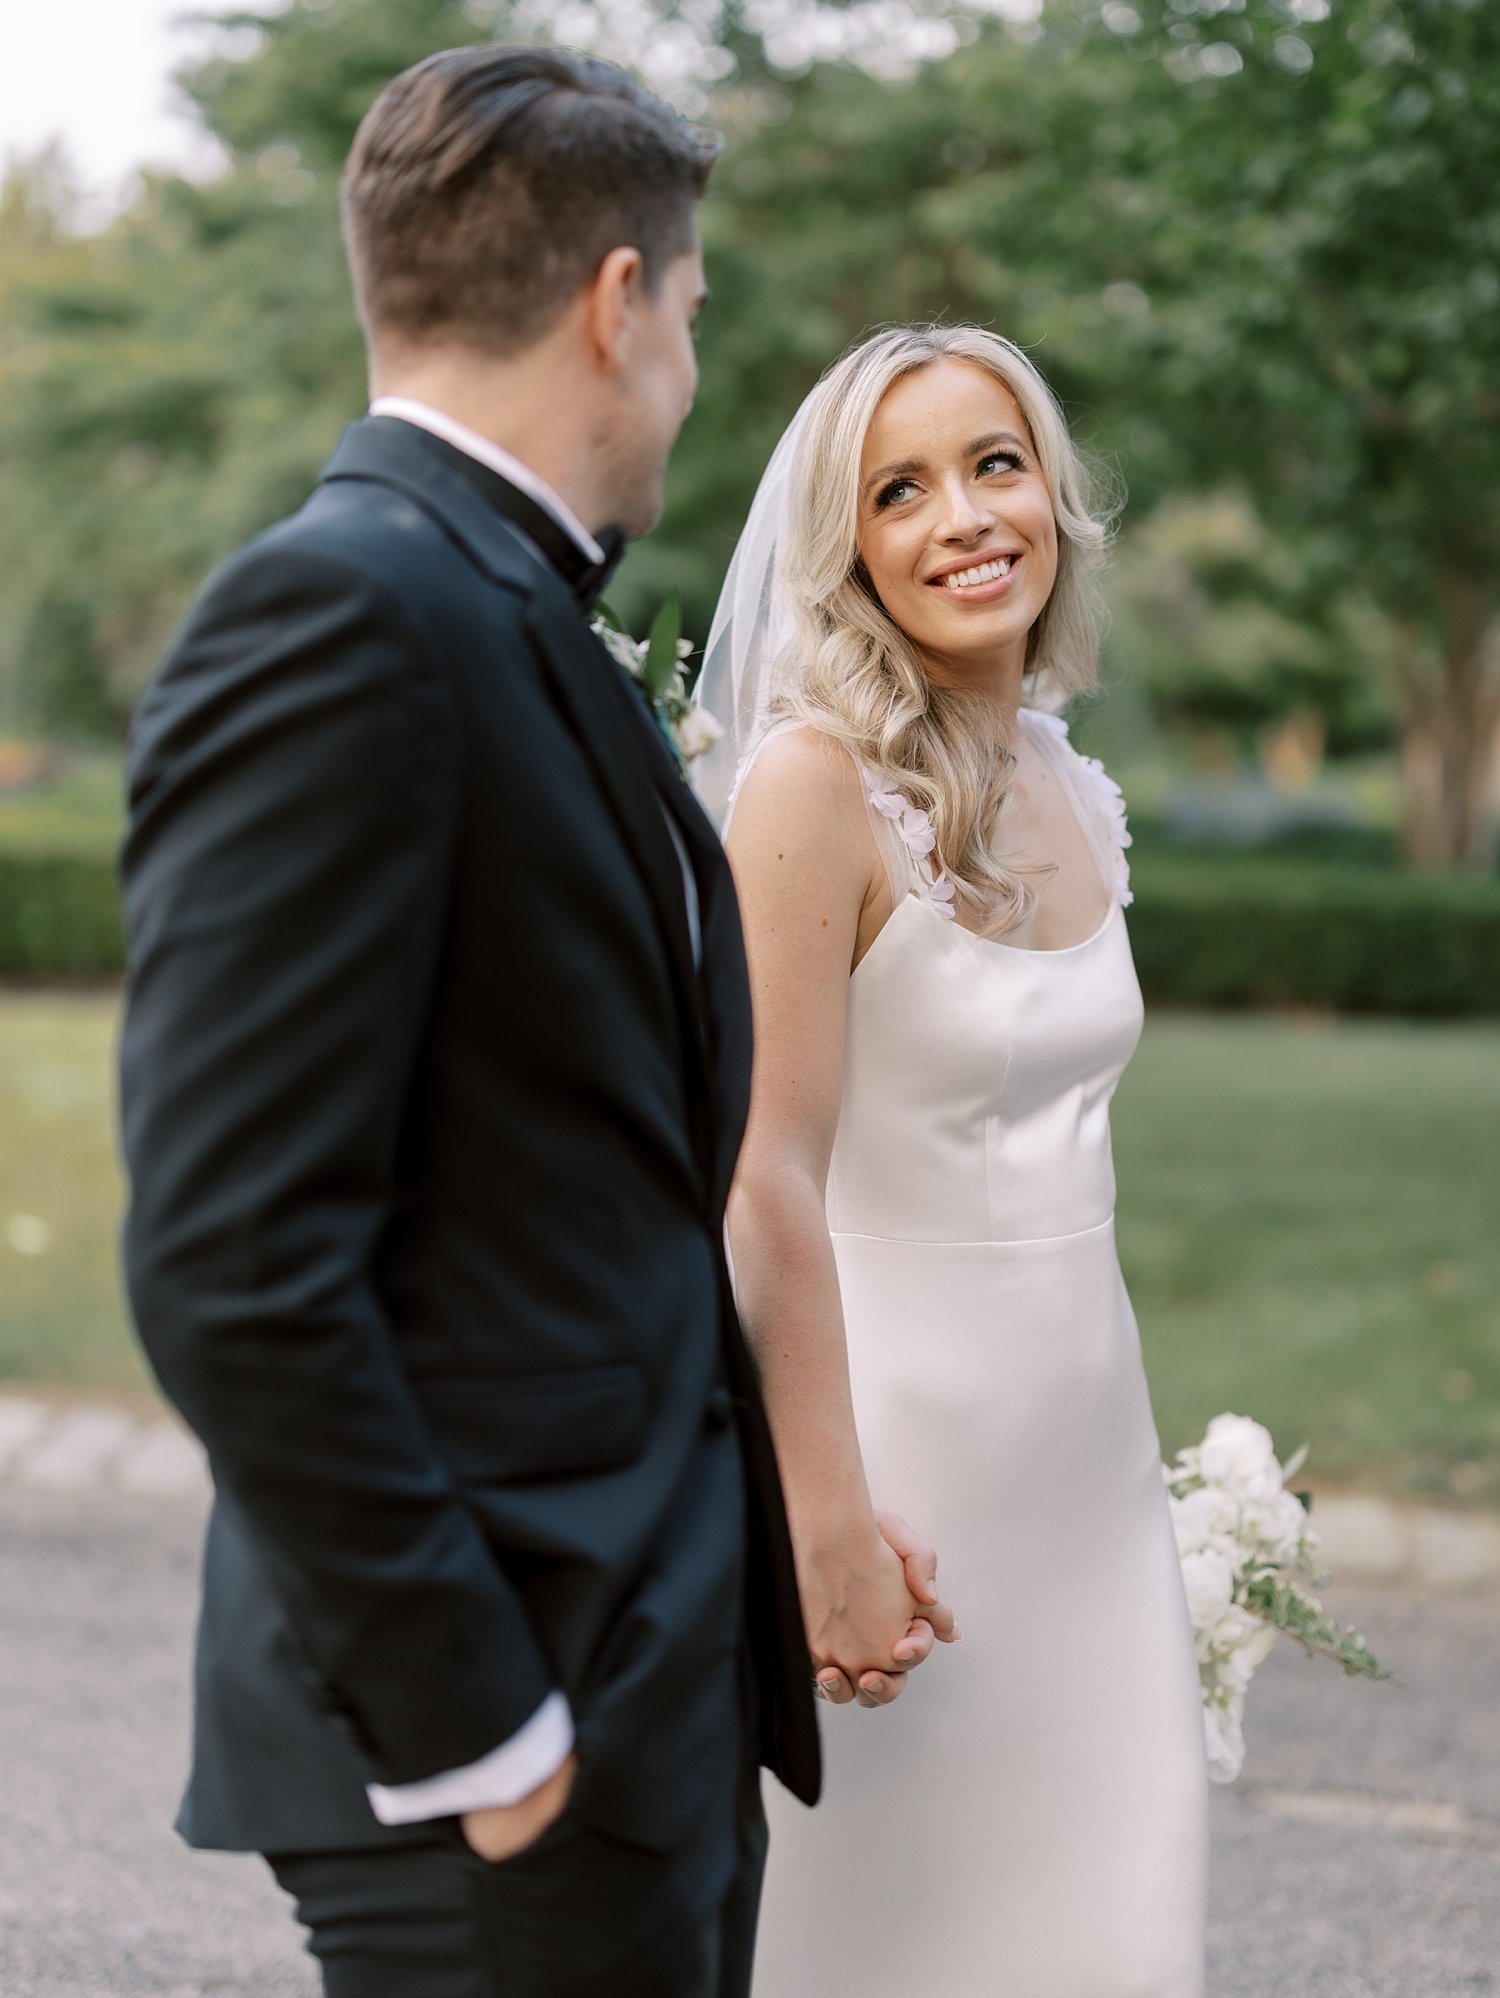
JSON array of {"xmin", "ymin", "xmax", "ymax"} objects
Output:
[
  {"xmin": 1202, "ymin": 1696, "xmax": 1247, "ymax": 1787},
  {"xmin": 1198, "ymin": 1413, "xmax": 1282, "ymax": 1500},
  {"xmin": 1241, "ymin": 1487, "xmax": 1311, "ymax": 1568},
  {"xmin": 1207, "ymin": 1603, "xmax": 1277, "ymax": 1665},
  {"xmin": 1206, "ymin": 1608, "xmax": 1278, "ymax": 1702},
  {"xmin": 1164, "ymin": 1412, "xmax": 1389, "ymax": 1785},
  {"xmin": 1179, "ymin": 1547, "xmax": 1236, "ymax": 1645},
  {"xmin": 1169, "ymin": 1484, "xmax": 1240, "ymax": 1558}
]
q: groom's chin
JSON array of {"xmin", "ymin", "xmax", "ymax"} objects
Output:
[{"xmin": 615, "ymin": 485, "xmax": 666, "ymax": 544}]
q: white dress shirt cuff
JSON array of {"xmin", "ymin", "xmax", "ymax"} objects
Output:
[{"xmin": 365, "ymin": 1691, "xmax": 574, "ymax": 1827}]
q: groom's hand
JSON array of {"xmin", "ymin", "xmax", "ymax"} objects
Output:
[
  {"xmin": 813, "ymin": 1511, "xmax": 961, "ymax": 1709},
  {"xmin": 460, "ymin": 1753, "xmax": 577, "ymax": 1862}
]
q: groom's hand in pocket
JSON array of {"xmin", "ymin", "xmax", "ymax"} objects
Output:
[{"xmin": 460, "ymin": 1753, "xmax": 577, "ymax": 1862}]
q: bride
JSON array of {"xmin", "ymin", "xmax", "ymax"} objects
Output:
[{"xmin": 693, "ymin": 325, "xmax": 1210, "ymax": 1995}]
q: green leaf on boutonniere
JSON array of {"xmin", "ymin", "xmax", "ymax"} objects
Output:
[
  {"xmin": 642, "ymin": 592, "xmax": 681, "ymax": 701},
  {"xmin": 593, "ymin": 600, "xmax": 627, "ymax": 635}
]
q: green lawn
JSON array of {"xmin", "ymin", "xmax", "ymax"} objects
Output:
[
  {"xmin": 0, "ymin": 992, "xmax": 148, "ymax": 1397},
  {"xmin": 2, "ymin": 994, "xmax": 1497, "ymax": 1503},
  {"xmin": 1116, "ymin": 1013, "xmax": 1500, "ymax": 1506}
]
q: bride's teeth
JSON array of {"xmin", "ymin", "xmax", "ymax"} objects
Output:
[{"xmin": 943, "ymin": 557, "xmax": 1014, "ymax": 591}]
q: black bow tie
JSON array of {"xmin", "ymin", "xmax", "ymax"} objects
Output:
[
  {"xmin": 572, "ymin": 526, "xmax": 627, "ymax": 613},
  {"xmin": 505, "ymin": 493, "xmax": 625, "ymax": 611},
  {"xmin": 421, "ymin": 434, "xmax": 626, "ymax": 611}
]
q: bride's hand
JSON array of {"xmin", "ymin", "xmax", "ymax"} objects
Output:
[
  {"xmin": 874, "ymin": 1507, "xmax": 961, "ymax": 1643},
  {"xmin": 800, "ymin": 1514, "xmax": 960, "ymax": 1710}
]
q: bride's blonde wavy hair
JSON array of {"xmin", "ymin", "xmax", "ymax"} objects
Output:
[{"xmin": 773, "ymin": 324, "xmax": 1114, "ymax": 936}]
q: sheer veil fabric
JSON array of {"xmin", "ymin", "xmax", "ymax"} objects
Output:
[{"xmin": 690, "ymin": 400, "xmax": 812, "ymax": 829}]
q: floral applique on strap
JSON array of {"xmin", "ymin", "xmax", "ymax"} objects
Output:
[
  {"xmin": 1023, "ymin": 710, "xmax": 1134, "ymax": 909},
  {"xmin": 862, "ymin": 770, "xmax": 958, "ymax": 920}
]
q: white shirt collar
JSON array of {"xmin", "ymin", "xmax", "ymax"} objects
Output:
[{"xmin": 368, "ymin": 396, "xmax": 606, "ymax": 566}]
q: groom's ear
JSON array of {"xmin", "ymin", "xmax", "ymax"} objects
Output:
[{"xmin": 583, "ymin": 246, "xmax": 647, "ymax": 376}]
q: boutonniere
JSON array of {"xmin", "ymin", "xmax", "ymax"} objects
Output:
[{"xmin": 592, "ymin": 593, "xmax": 724, "ymax": 774}]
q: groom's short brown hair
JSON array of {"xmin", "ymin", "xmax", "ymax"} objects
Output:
[{"xmin": 342, "ymin": 47, "xmax": 719, "ymax": 356}]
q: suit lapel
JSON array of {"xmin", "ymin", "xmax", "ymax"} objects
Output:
[
  {"xmin": 525, "ymin": 595, "xmax": 713, "ymax": 1130},
  {"xmin": 584, "ymin": 650, "xmax": 754, "ymax": 1210},
  {"xmin": 643, "ymin": 761, "xmax": 753, "ymax": 1213}
]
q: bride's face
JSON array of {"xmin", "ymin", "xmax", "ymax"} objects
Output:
[{"xmin": 855, "ymin": 359, "xmax": 1059, "ymax": 689}]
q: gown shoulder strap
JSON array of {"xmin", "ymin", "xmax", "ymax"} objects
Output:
[
  {"xmin": 1020, "ymin": 707, "xmax": 1134, "ymax": 909},
  {"xmin": 858, "ymin": 766, "xmax": 957, "ymax": 920}
]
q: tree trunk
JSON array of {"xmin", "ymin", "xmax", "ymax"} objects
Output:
[{"xmin": 1395, "ymin": 575, "xmax": 1500, "ymax": 869}]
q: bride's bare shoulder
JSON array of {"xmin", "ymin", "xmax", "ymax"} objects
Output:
[
  {"xmin": 725, "ymin": 722, "xmax": 874, "ymax": 891},
  {"xmin": 730, "ymin": 722, "xmax": 866, "ymax": 829}
]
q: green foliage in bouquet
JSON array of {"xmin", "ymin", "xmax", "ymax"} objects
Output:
[{"xmin": 1239, "ymin": 1568, "xmax": 1387, "ymax": 1684}]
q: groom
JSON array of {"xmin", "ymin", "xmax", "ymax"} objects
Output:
[{"xmin": 118, "ymin": 47, "xmax": 822, "ymax": 1997}]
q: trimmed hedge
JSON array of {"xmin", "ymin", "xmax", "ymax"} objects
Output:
[
  {"xmin": 1, "ymin": 839, "xmax": 1497, "ymax": 1015},
  {"xmin": 0, "ymin": 849, "xmax": 124, "ymax": 980},
  {"xmin": 1128, "ymin": 852, "xmax": 1500, "ymax": 1017}
]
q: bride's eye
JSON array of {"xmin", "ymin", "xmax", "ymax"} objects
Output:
[
  {"xmin": 875, "ymin": 476, "xmax": 918, "ymax": 509},
  {"xmin": 978, "ymin": 449, "xmax": 1026, "ymax": 477}
]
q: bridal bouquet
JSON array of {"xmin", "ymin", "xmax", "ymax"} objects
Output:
[
  {"xmin": 593, "ymin": 595, "xmax": 723, "ymax": 771},
  {"xmin": 1165, "ymin": 1413, "xmax": 1389, "ymax": 1783}
]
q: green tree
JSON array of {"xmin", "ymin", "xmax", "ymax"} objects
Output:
[
  {"xmin": 0, "ymin": 2, "xmax": 480, "ymax": 726},
  {"xmin": 1, "ymin": 0, "xmax": 1493, "ymax": 870},
  {"xmin": 16, "ymin": 592, "xmax": 115, "ymax": 742},
  {"xmin": 1077, "ymin": 0, "xmax": 1500, "ymax": 864},
  {"xmin": 686, "ymin": 0, "xmax": 1498, "ymax": 860},
  {"xmin": 1108, "ymin": 494, "xmax": 1394, "ymax": 764}
]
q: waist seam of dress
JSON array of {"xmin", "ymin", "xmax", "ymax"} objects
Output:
[{"xmin": 829, "ymin": 1213, "xmax": 1116, "ymax": 1251}]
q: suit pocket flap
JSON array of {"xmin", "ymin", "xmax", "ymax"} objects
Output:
[{"xmin": 419, "ymin": 1363, "xmax": 648, "ymax": 1482}]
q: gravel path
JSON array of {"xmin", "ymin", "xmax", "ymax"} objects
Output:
[{"xmin": 3, "ymin": 1489, "xmax": 1496, "ymax": 1997}]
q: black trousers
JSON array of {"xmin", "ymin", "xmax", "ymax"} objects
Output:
[{"xmin": 265, "ymin": 1762, "xmax": 769, "ymax": 1998}]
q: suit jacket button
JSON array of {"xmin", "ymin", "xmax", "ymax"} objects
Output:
[{"xmin": 703, "ymin": 1385, "xmax": 734, "ymax": 1433}]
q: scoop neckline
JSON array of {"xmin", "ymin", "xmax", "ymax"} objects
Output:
[
  {"xmin": 938, "ymin": 894, "xmax": 1120, "ymax": 957},
  {"xmin": 852, "ymin": 891, "xmax": 1120, "ymax": 982}
]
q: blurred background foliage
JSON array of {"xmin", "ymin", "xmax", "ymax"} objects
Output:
[
  {"xmin": 0, "ymin": 0, "xmax": 1496, "ymax": 1496},
  {"xmin": 0, "ymin": 0, "xmax": 1496, "ymax": 865}
]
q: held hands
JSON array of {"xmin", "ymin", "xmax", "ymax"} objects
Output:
[
  {"xmin": 803, "ymin": 1510, "xmax": 961, "ymax": 1711},
  {"xmin": 460, "ymin": 1752, "xmax": 577, "ymax": 1862}
]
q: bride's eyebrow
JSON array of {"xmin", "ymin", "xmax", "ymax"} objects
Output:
[
  {"xmin": 966, "ymin": 429, "xmax": 1028, "ymax": 457},
  {"xmin": 863, "ymin": 456, "xmax": 925, "ymax": 495}
]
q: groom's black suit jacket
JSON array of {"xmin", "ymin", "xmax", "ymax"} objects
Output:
[{"xmin": 119, "ymin": 416, "xmax": 820, "ymax": 1855}]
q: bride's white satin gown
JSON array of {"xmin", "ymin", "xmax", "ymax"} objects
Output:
[{"xmin": 731, "ymin": 711, "xmax": 1209, "ymax": 1997}]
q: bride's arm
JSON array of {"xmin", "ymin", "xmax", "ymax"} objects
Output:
[{"xmin": 725, "ymin": 729, "xmax": 955, "ymax": 1705}]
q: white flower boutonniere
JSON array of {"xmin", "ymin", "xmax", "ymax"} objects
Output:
[{"xmin": 592, "ymin": 593, "xmax": 724, "ymax": 775}]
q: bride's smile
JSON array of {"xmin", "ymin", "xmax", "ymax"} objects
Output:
[{"xmin": 856, "ymin": 356, "xmax": 1059, "ymax": 694}]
